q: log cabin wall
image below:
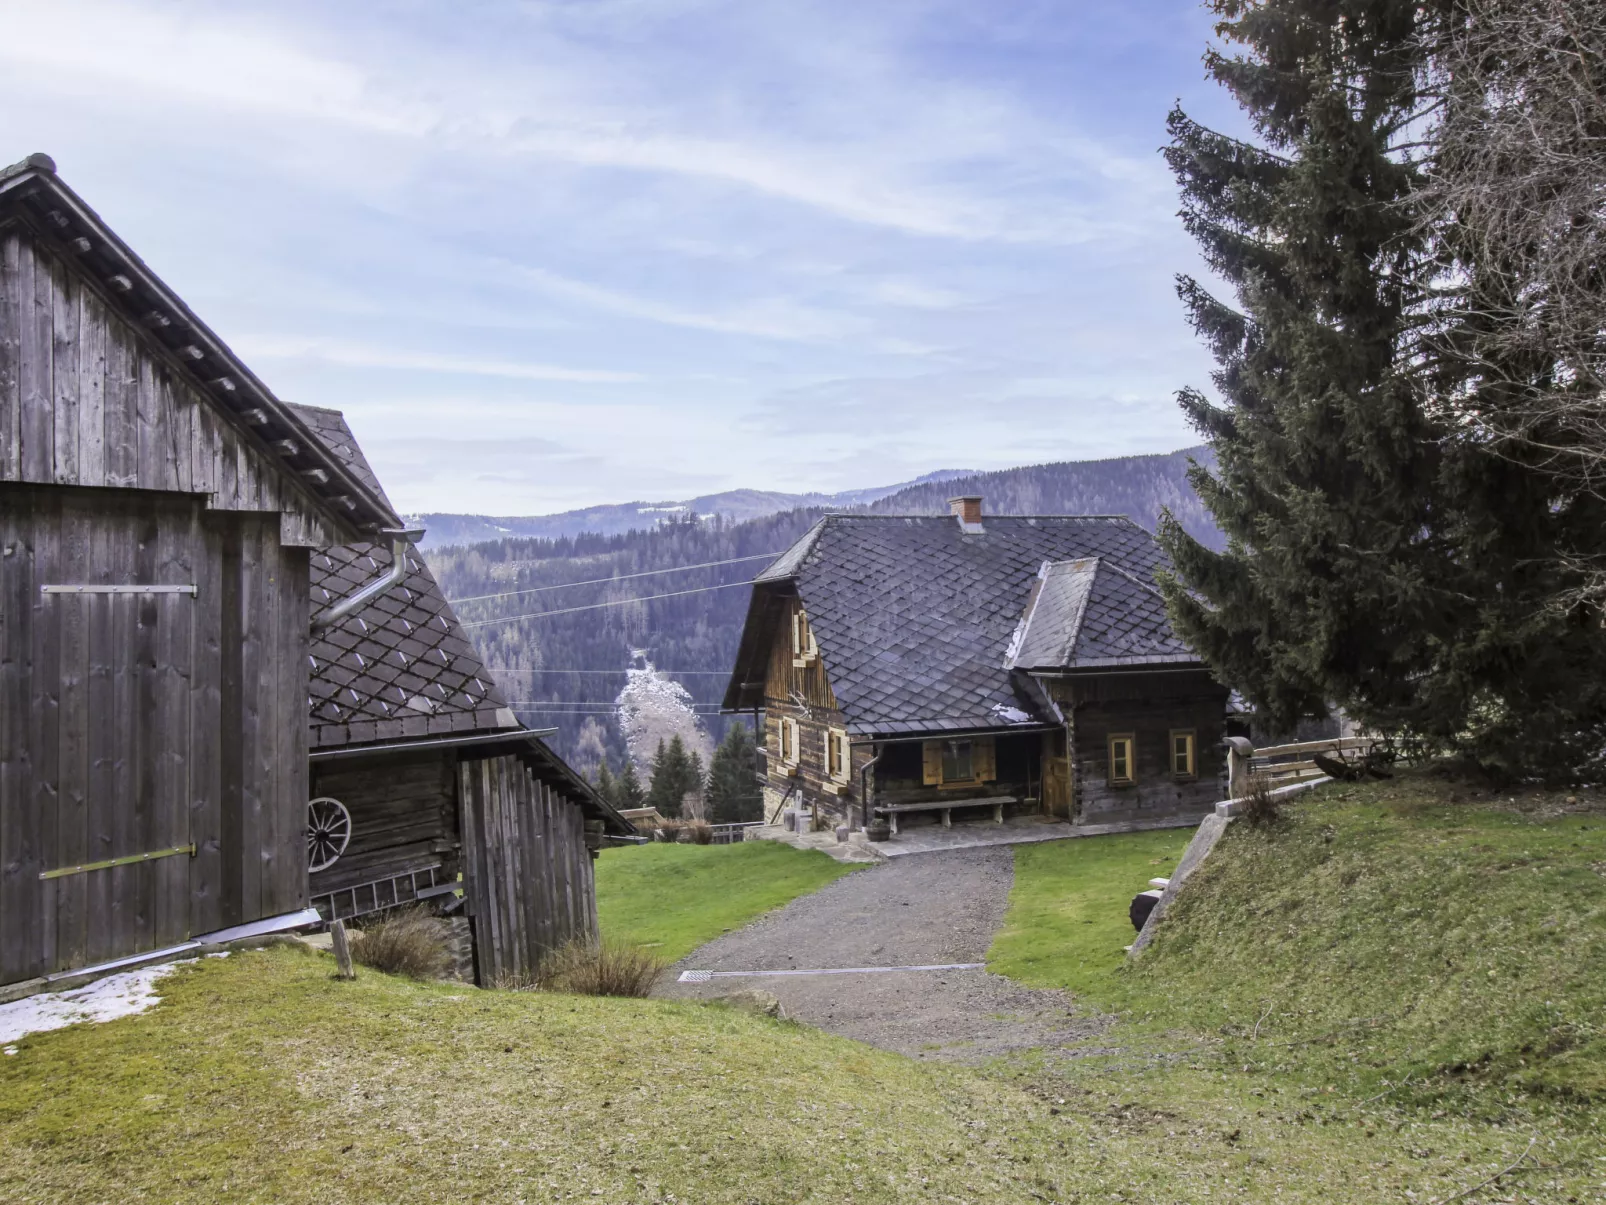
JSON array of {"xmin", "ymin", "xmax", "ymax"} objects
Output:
[
  {"xmin": 868, "ymin": 730, "xmax": 1046, "ymax": 819},
  {"xmin": 307, "ymin": 749, "xmax": 459, "ymax": 916},
  {"xmin": 758, "ymin": 599, "xmax": 871, "ymax": 827},
  {"xmin": 1047, "ymin": 671, "xmax": 1229, "ymax": 824},
  {"xmin": 0, "ymin": 485, "xmax": 310, "ymax": 984}
]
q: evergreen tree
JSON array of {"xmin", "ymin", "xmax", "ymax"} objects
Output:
[
  {"xmin": 616, "ymin": 758, "xmax": 646, "ymax": 809},
  {"xmin": 594, "ymin": 758, "xmax": 617, "ymax": 808},
  {"xmin": 1160, "ymin": 0, "xmax": 1606, "ymax": 774},
  {"xmin": 706, "ymin": 723, "xmax": 763, "ymax": 824},
  {"xmin": 648, "ymin": 735, "xmax": 698, "ymax": 818}
]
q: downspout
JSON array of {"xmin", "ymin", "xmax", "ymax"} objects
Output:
[{"xmin": 313, "ymin": 528, "xmax": 425, "ymax": 630}]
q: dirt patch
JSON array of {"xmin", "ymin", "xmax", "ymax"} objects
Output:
[{"xmin": 656, "ymin": 846, "xmax": 1107, "ymax": 1062}]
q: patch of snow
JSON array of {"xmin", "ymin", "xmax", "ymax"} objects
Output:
[
  {"xmin": 990, "ymin": 702, "xmax": 1035, "ymax": 724},
  {"xmin": 615, "ymin": 653, "xmax": 715, "ymax": 789},
  {"xmin": 0, "ymin": 960, "xmax": 193, "ymax": 1044}
]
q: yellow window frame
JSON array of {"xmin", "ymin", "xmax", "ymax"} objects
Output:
[
  {"xmin": 1169, "ymin": 729, "xmax": 1197, "ymax": 779},
  {"xmin": 1108, "ymin": 733, "xmax": 1136, "ymax": 786}
]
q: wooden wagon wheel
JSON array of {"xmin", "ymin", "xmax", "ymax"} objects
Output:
[{"xmin": 306, "ymin": 796, "xmax": 352, "ymax": 872}]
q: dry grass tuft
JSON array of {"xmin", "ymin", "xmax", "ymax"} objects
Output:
[
  {"xmin": 349, "ymin": 908, "xmax": 452, "ymax": 980},
  {"xmin": 654, "ymin": 820, "xmax": 684, "ymax": 843},
  {"xmin": 536, "ymin": 937, "xmax": 665, "ymax": 997},
  {"xmin": 683, "ymin": 819, "xmax": 714, "ymax": 844},
  {"xmin": 1235, "ymin": 772, "xmax": 1282, "ymax": 828}
]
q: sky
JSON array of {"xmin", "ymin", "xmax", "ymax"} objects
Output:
[{"xmin": 0, "ymin": 0, "xmax": 1240, "ymax": 515}]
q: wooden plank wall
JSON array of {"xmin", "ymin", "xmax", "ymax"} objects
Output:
[
  {"xmin": 459, "ymin": 754, "xmax": 598, "ymax": 986},
  {"xmin": 1050, "ymin": 671, "xmax": 1230, "ymax": 824},
  {"xmin": 0, "ymin": 222, "xmax": 338, "ymax": 548},
  {"xmin": 0, "ymin": 485, "xmax": 311, "ymax": 984},
  {"xmin": 308, "ymin": 752, "xmax": 457, "ymax": 898}
]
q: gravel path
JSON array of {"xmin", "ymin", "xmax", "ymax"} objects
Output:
[{"xmin": 655, "ymin": 846, "xmax": 1106, "ymax": 1062}]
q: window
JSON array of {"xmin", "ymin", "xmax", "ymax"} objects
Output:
[
  {"xmin": 778, "ymin": 717, "xmax": 800, "ymax": 767},
  {"xmin": 791, "ymin": 607, "xmax": 819, "ymax": 666},
  {"xmin": 1108, "ymin": 734, "xmax": 1136, "ymax": 786},
  {"xmin": 921, "ymin": 736, "xmax": 997, "ymax": 786},
  {"xmin": 1170, "ymin": 730, "xmax": 1197, "ymax": 779},
  {"xmin": 941, "ymin": 739, "xmax": 975, "ymax": 784},
  {"xmin": 826, "ymin": 728, "xmax": 852, "ymax": 784}
]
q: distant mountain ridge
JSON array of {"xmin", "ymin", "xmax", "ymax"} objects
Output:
[
  {"xmin": 410, "ymin": 468, "xmax": 980, "ymax": 549},
  {"xmin": 425, "ymin": 445, "xmax": 1222, "ymax": 776}
]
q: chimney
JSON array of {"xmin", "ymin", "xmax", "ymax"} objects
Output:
[{"xmin": 948, "ymin": 494, "xmax": 983, "ymax": 532}]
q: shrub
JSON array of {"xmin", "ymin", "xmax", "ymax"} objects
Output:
[
  {"xmin": 349, "ymin": 908, "xmax": 452, "ymax": 979},
  {"xmin": 537, "ymin": 937, "xmax": 665, "ymax": 997},
  {"xmin": 1235, "ymin": 772, "xmax": 1282, "ymax": 829},
  {"xmin": 684, "ymin": 819, "xmax": 714, "ymax": 845},
  {"xmin": 655, "ymin": 820, "xmax": 683, "ymax": 843}
]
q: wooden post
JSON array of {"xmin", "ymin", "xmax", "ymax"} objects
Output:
[{"xmin": 330, "ymin": 918, "xmax": 355, "ymax": 980}]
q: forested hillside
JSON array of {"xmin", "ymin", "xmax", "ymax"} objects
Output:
[{"xmin": 430, "ymin": 447, "xmax": 1220, "ymax": 773}]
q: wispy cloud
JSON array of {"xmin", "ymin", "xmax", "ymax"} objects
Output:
[{"xmin": 236, "ymin": 335, "xmax": 646, "ymax": 384}]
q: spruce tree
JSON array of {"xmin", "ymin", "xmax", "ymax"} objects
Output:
[
  {"xmin": 1160, "ymin": 0, "xmax": 1606, "ymax": 773},
  {"xmin": 616, "ymin": 759, "xmax": 646, "ymax": 810},
  {"xmin": 594, "ymin": 758, "xmax": 617, "ymax": 808},
  {"xmin": 648, "ymin": 735, "xmax": 696, "ymax": 818},
  {"xmin": 707, "ymin": 723, "xmax": 763, "ymax": 823}
]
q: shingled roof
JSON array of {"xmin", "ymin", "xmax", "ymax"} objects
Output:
[
  {"xmin": 1006, "ymin": 557, "xmax": 1200, "ymax": 672},
  {"xmin": 291, "ymin": 405, "xmax": 518, "ymax": 750},
  {"xmin": 725, "ymin": 513, "xmax": 1200, "ymax": 737}
]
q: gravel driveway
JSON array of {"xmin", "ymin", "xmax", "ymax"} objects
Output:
[{"xmin": 655, "ymin": 846, "xmax": 1106, "ymax": 1062}]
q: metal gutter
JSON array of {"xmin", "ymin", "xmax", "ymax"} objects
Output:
[{"xmin": 309, "ymin": 728, "xmax": 557, "ymax": 761}]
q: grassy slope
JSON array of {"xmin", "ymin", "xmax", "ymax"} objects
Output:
[
  {"xmin": 988, "ymin": 827, "xmax": 1194, "ymax": 998},
  {"xmin": 985, "ymin": 772, "xmax": 1606, "ymax": 1199},
  {"xmin": 0, "ymin": 948, "xmax": 1073, "ymax": 1204},
  {"xmin": 595, "ymin": 841, "xmax": 859, "ymax": 962}
]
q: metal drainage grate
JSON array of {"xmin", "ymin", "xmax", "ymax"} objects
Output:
[{"xmin": 678, "ymin": 970, "xmax": 714, "ymax": 983}]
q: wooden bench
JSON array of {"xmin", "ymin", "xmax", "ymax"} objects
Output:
[{"xmin": 874, "ymin": 795, "xmax": 1016, "ymax": 835}]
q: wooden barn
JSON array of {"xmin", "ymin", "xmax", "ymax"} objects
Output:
[
  {"xmin": 723, "ymin": 496, "xmax": 1231, "ymax": 837},
  {"xmin": 0, "ymin": 153, "xmax": 629, "ymax": 990},
  {"xmin": 292, "ymin": 404, "xmax": 632, "ymax": 985},
  {"xmin": 0, "ymin": 153, "xmax": 405, "ymax": 987}
]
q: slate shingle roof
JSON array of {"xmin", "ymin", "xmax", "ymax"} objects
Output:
[
  {"xmin": 729, "ymin": 514, "xmax": 1199, "ymax": 737},
  {"xmin": 290, "ymin": 405, "xmax": 516, "ymax": 750},
  {"xmin": 1006, "ymin": 557, "xmax": 1200, "ymax": 672}
]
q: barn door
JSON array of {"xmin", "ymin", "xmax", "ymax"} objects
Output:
[{"xmin": 41, "ymin": 583, "xmax": 196, "ymax": 972}]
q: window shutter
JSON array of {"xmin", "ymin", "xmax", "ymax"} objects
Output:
[
  {"xmin": 791, "ymin": 610, "xmax": 802, "ymax": 657},
  {"xmin": 922, "ymin": 741, "xmax": 941, "ymax": 785},
  {"xmin": 974, "ymin": 736, "xmax": 997, "ymax": 782}
]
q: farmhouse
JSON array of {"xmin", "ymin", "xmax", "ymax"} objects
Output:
[
  {"xmin": 294, "ymin": 404, "xmax": 631, "ymax": 983},
  {"xmin": 0, "ymin": 153, "xmax": 625, "ymax": 989},
  {"xmin": 723, "ymin": 497, "xmax": 1230, "ymax": 836}
]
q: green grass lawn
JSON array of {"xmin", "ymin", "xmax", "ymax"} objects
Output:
[
  {"xmin": 595, "ymin": 839, "xmax": 859, "ymax": 962},
  {"xmin": 982, "ymin": 770, "xmax": 1606, "ymax": 1201},
  {"xmin": 5, "ymin": 772, "xmax": 1603, "ymax": 1203},
  {"xmin": 987, "ymin": 827, "xmax": 1194, "ymax": 998}
]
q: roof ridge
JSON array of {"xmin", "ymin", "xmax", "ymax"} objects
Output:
[{"xmin": 1091, "ymin": 556, "xmax": 1169, "ymax": 602}]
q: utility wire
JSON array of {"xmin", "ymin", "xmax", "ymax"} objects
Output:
[
  {"xmin": 460, "ymin": 579, "xmax": 752, "ymax": 628},
  {"xmin": 448, "ymin": 552, "xmax": 781, "ymax": 605},
  {"xmin": 490, "ymin": 668, "xmax": 733, "ymax": 675}
]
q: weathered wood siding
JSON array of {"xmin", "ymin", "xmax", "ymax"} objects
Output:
[
  {"xmin": 1048, "ymin": 671, "xmax": 1229, "ymax": 824},
  {"xmin": 871, "ymin": 731, "xmax": 1044, "ymax": 814},
  {"xmin": 0, "ymin": 221, "xmax": 338, "ymax": 547},
  {"xmin": 459, "ymin": 754, "xmax": 598, "ymax": 985},
  {"xmin": 308, "ymin": 751, "xmax": 458, "ymax": 903},
  {"xmin": 0, "ymin": 486, "xmax": 309, "ymax": 983}
]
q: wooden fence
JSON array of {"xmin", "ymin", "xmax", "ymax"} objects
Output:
[
  {"xmin": 458, "ymin": 753, "xmax": 598, "ymax": 985},
  {"xmin": 1230, "ymin": 736, "xmax": 1379, "ymax": 791}
]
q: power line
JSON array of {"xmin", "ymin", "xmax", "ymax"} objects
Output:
[
  {"xmin": 448, "ymin": 552, "xmax": 781, "ymax": 605},
  {"xmin": 460, "ymin": 579, "xmax": 752, "ymax": 628},
  {"xmin": 490, "ymin": 668, "xmax": 733, "ymax": 675}
]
